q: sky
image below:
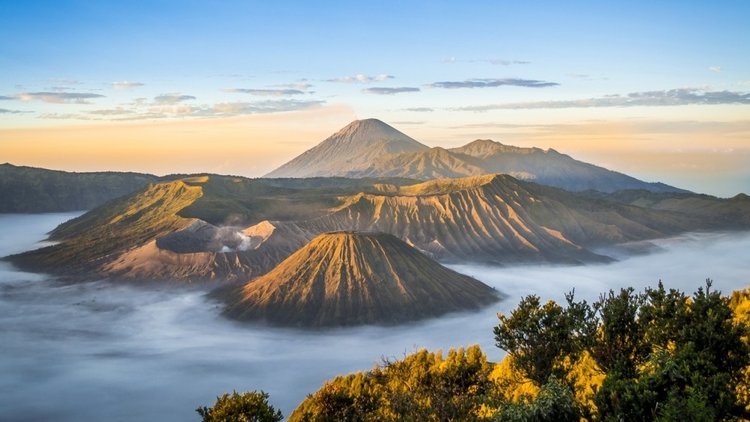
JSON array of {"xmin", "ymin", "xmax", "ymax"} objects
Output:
[{"xmin": 1, "ymin": 1, "xmax": 749, "ymax": 196}]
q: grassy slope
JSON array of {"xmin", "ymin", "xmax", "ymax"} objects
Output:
[{"xmin": 11, "ymin": 179, "xmax": 203, "ymax": 272}]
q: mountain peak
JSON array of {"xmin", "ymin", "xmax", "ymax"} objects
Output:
[
  {"xmin": 329, "ymin": 118, "xmax": 413, "ymax": 145},
  {"xmin": 264, "ymin": 119, "xmax": 427, "ymax": 178},
  {"xmin": 218, "ymin": 231, "xmax": 500, "ymax": 327}
]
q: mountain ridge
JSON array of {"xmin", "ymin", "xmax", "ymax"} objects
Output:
[{"xmin": 0, "ymin": 163, "xmax": 158, "ymax": 213}]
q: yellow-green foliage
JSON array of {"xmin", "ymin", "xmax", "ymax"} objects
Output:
[
  {"xmin": 488, "ymin": 352, "xmax": 603, "ymax": 417},
  {"xmin": 489, "ymin": 355, "xmax": 539, "ymax": 403},
  {"xmin": 563, "ymin": 352, "xmax": 604, "ymax": 416},
  {"xmin": 290, "ymin": 345, "xmax": 493, "ymax": 422},
  {"xmin": 730, "ymin": 286, "xmax": 750, "ymax": 411}
]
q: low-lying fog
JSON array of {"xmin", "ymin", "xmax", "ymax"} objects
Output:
[{"xmin": 1, "ymin": 213, "xmax": 749, "ymax": 421}]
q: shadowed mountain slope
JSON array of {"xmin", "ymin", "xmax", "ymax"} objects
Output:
[
  {"xmin": 0, "ymin": 163, "xmax": 157, "ymax": 213},
  {"xmin": 217, "ymin": 232, "xmax": 500, "ymax": 327},
  {"xmin": 353, "ymin": 139, "xmax": 685, "ymax": 193}
]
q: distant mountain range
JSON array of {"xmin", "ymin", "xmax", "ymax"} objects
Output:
[
  {"xmin": 7, "ymin": 173, "xmax": 749, "ymax": 284},
  {"xmin": 216, "ymin": 231, "xmax": 500, "ymax": 327},
  {"xmin": 265, "ymin": 119, "xmax": 686, "ymax": 194},
  {"xmin": 0, "ymin": 163, "xmax": 156, "ymax": 213}
]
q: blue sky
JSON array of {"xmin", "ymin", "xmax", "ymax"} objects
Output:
[{"xmin": 1, "ymin": 1, "xmax": 749, "ymax": 195}]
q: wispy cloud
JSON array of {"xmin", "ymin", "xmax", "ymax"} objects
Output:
[
  {"xmin": 39, "ymin": 113, "xmax": 92, "ymax": 120},
  {"xmin": 274, "ymin": 82, "xmax": 313, "ymax": 90},
  {"xmin": 0, "ymin": 108, "xmax": 31, "ymax": 114},
  {"xmin": 442, "ymin": 57, "xmax": 530, "ymax": 66},
  {"xmin": 709, "ymin": 66, "xmax": 722, "ymax": 73},
  {"xmin": 362, "ymin": 87, "xmax": 420, "ymax": 95},
  {"xmin": 87, "ymin": 107, "xmax": 136, "ymax": 116},
  {"xmin": 405, "ymin": 107, "xmax": 434, "ymax": 112},
  {"xmin": 153, "ymin": 93, "xmax": 196, "ymax": 104},
  {"xmin": 0, "ymin": 95, "xmax": 13, "ymax": 100},
  {"xmin": 428, "ymin": 78, "xmax": 559, "ymax": 89},
  {"xmin": 112, "ymin": 81, "xmax": 144, "ymax": 90},
  {"xmin": 211, "ymin": 99, "xmax": 324, "ymax": 115},
  {"xmin": 327, "ymin": 74, "xmax": 394, "ymax": 83},
  {"xmin": 17, "ymin": 92, "xmax": 105, "ymax": 104},
  {"xmin": 48, "ymin": 78, "xmax": 80, "ymax": 86},
  {"xmin": 224, "ymin": 88, "xmax": 305, "ymax": 96},
  {"xmin": 456, "ymin": 88, "xmax": 750, "ymax": 111},
  {"xmin": 391, "ymin": 120, "xmax": 424, "ymax": 125}
]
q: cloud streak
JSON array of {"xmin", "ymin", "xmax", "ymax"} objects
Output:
[
  {"xmin": 210, "ymin": 99, "xmax": 324, "ymax": 115},
  {"xmin": 428, "ymin": 78, "xmax": 559, "ymax": 89},
  {"xmin": 0, "ymin": 108, "xmax": 31, "ymax": 114},
  {"xmin": 224, "ymin": 88, "xmax": 306, "ymax": 96},
  {"xmin": 17, "ymin": 92, "xmax": 105, "ymax": 104},
  {"xmin": 443, "ymin": 58, "xmax": 530, "ymax": 66},
  {"xmin": 456, "ymin": 88, "xmax": 750, "ymax": 111},
  {"xmin": 87, "ymin": 107, "xmax": 136, "ymax": 116},
  {"xmin": 0, "ymin": 95, "xmax": 13, "ymax": 100},
  {"xmin": 153, "ymin": 93, "xmax": 196, "ymax": 104},
  {"xmin": 112, "ymin": 81, "xmax": 144, "ymax": 90},
  {"xmin": 327, "ymin": 74, "xmax": 394, "ymax": 83},
  {"xmin": 405, "ymin": 107, "xmax": 434, "ymax": 112},
  {"xmin": 362, "ymin": 87, "xmax": 420, "ymax": 95}
]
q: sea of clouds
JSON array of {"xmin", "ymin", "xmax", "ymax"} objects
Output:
[{"xmin": 0, "ymin": 213, "xmax": 748, "ymax": 420}]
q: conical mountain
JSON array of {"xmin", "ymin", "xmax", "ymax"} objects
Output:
[
  {"xmin": 264, "ymin": 119, "xmax": 428, "ymax": 178},
  {"xmin": 218, "ymin": 231, "xmax": 500, "ymax": 327}
]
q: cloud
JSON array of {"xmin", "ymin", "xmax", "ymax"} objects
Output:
[
  {"xmin": 48, "ymin": 78, "xmax": 80, "ymax": 86},
  {"xmin": 391, "ymin": 121, "xmax": 424, "ymax": 125},
  {"xmin": 362, "ymin": 87, "xmax": 420, "ymax": 95},
  {"xmin": 0, "ymin": 95, "xmax": 13, "ymax": 100},
  {"xmin": 274, "ymin": 82, "xmax": 313, "ymax": 91},
  {"xmin": 442, "ymin": 58, "xmax": 530, "ymax": 66},
  {"xmin": 112, "ymin": 81, "xmax": 145, "ymax": 90},
  {"xmin": 0, "ymin": 108, "xmax": 31, "ymax": 114},
  {"xmin": 17, "ymin": 92, "xmax": 105, "ymax": 104},
  {"xmin": 709, "ymin": 66, "xmax": 722, "ymax": 73},
  {"xmin": 456, "ymin": 88, "xmax": 750, "ymax": 111},
  {"xmin": 405, "ymin": 107, "xmax": 434, "ymax": 112},
  {"xmin": 428, "ymin": 78, "xmax": 559, "ymax": 89},
  {"xmin": 39, "ymin": 112, "xmax": 92, "ymax": 120},
  {"xmin": 87, "ymin": 107, "xmax": 135, "ymax": 116},
  {"xmin": 211, "ymin": 99, "xmax": 324, "ymax": 115},
  {"xmin": 153, "ymin": 93, "xmax": 196, "ymax": 104},
  {"xmin": 327, "ymin": 74, "xmax": 394, "ymax": 83},
  {"xmin": 224, "ymin": 88, "xmax": 305, "ymax": 96}
]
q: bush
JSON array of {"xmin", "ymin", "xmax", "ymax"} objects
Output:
[{"xmin": 197, "ymin": 390, "xmax": 282, "ymax": 422}]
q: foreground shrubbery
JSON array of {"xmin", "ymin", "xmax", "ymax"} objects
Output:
[{"xmin": 200, "ymin": 281, "xmax": 750, "ymax": 421}]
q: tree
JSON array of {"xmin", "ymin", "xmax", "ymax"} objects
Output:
[
  {"xmin": 289, "ymin": 346, "xmax": 493, "ymax": 422},
  {"xmin": 590, "ymin": 280, "xmax": 750, "ymax": 420},
  {"xmin": 197, "ymin": 390, "xmax": 283, "ymax": 422},
  {"xmin": 493, "ymin": 377, "xmax": 581, "ymax": 422},
  {"xmin": 493, "ymin": 291, "xmax": 594, "ymax": 386}
]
